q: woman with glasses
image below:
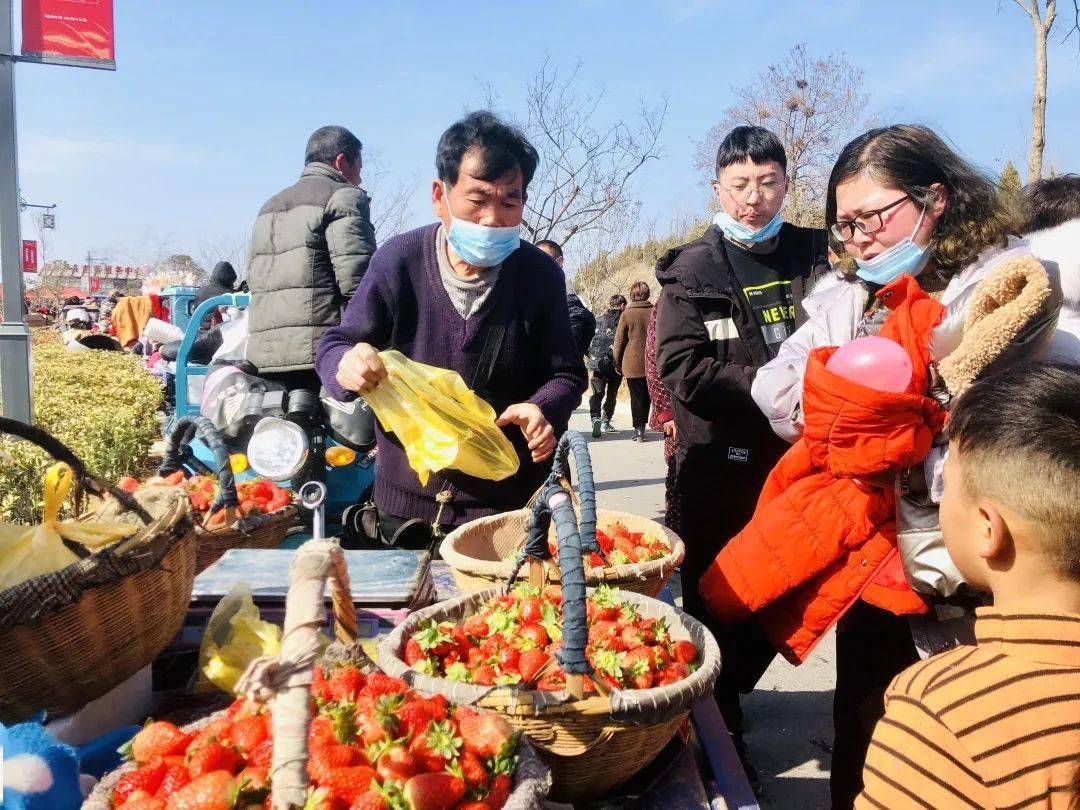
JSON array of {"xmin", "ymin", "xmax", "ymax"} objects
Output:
[{"xmin": 751, "ymin": 124, "xmax": 1061, "ymax": 809}]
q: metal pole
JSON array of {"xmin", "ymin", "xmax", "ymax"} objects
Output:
[{"xmin": 0, "ymin": 0, "xmax": 32, "ymax": 421}]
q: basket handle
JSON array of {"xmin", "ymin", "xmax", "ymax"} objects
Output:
[
  {"xmin": 235, "ymin": 539, "xmax": 357, "ymax": 810},
  {"xmin": 523, "ymin": 725, "xmax": 617, "ymax": 757},
  {"xmin": 506, "ymin": 431, "xmax": 594, "ymax": 698},
  {"xmin": 158, "ymin": 416, "xmax": 239, "ymax": 515},
  {"xmin": 0, "ymin": 416, "xmax": 152, "ymax": 524}
]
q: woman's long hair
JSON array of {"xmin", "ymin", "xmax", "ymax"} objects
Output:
[{"xmin": 825, "ymin": 124, "xmax": 1018, "ymax": 277}]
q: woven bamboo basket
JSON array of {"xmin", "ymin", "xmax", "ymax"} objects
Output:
[
  {"xmin": 83, "ymin": 539, "xmax": 552, "ymax": 810},
  {"xmin": 0, "ymin": 417, "xmax": 197, "ymax": 724},
  {"xmin": 440, "ymin": 507, "xmax": 685, "ymax": 597},
  {"xmin": 381, "ymin": 431, "xmax": 721, "ymax": 802},
  {"xmin": 158, "ymin": 416, "xmax": 298, "ymax": 573},
  {"xmin": 378, "ymin": 586, "xmax": 719, "ymax": 801}
]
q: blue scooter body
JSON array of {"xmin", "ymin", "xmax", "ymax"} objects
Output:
[{"xmin": 169, "ymin": 294, "xmax": 375, "ymax": 521}]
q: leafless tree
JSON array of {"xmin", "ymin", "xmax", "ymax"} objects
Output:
[
  {"xmin": 521, "ymin": 58, "xmax": 666, "ymax": 248},
  {"xmin": 361, "ymin": 149, "xmax": 419, "ymax": 243},
  {"xmin": 1009, "ymin": 0, "xmax": 1080, "ymax": 181},
  {"xmin": 696, "ymin": 44, "xmax": 868, "ymax": 227},
  {"xmin": 571, "ymin": 202, "xmax": 644, "ymax": 311},
  {"xmin": 30, "ymin": 211, "xmax": 52, "ymax": 267},
  {"xmin": 196, "ymin": 234, "xmax": 248, "ymax": 278}
]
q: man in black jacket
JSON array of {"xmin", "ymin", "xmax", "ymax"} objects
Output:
[
  {"xmin": 537, "ymin": 240, "xmax": 596, "ymax": 359},
  {"xmin": 654, "ymin": 126, "xmax": 828, "ymax": 790},
  {"xmin": 586, "ymin": 294, "xmax": 627, "ymax": 437}
]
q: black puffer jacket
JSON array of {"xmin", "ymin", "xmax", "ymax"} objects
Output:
[{"xmin": 654, "ymin": 223, "xmax": 827, "ymax": 477}]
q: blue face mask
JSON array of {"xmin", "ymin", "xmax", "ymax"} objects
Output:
[
  {"xmin": 444, "ymin": 186, "xmax": 520, "ymax": 268},
  {"xmin": 854, "ymin": 207, "xmax": 930, "ymax": 285},
  {"xmin": 713, "ymin": 208, "xmax": 783, "ymax": 244}
]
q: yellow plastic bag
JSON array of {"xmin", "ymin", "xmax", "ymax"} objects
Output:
[
  {"xmin": 0, "ymin": 463, "xmax": 138, "ymax": 590},
  {"xmin": 363, "ymin": 350, "xmax": 520, "ymax": 485},
  {"xmin": 198, "ymin": 584, "xmax": 283, "ymax": 695}
]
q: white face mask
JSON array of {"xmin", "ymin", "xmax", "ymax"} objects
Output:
[{"xmin": 854, "ymin": 206, "xmax": 931, "ymax": 285}]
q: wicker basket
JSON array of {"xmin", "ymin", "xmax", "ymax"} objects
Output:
[
  {"xmin": 86, "ymin": 539, "xmax": 552, "ymax": 810},
  {"xmin": 440, "ymin": 507, "xmax": 685, "ymax": 597},
  {"xmin": 379, "ymin": 585, "xmax": 720, "ymax": 801},
  {"xmin": 158, "ymin": 416, "xmax": 297, "ymax": 573},
  {"xmin": 381, "ymin": 431, "xmax": 721, "ymax": 802},
  {"xmin": 0, "ymin": 417, "xmax": 197, "ymax": 724}
]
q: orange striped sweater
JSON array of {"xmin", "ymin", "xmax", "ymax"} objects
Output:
[{"xmin": 857, "ymin": 609, "xmax": 1080, "ymax": 809}]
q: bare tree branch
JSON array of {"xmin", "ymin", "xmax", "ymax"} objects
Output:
[
  {"xmin": 695, "ymin": 44, "xmax": 868, "ymax": 227},
  {"xmin": 517, "ymin": 57, "xmax": 666, "ymax": 248}
]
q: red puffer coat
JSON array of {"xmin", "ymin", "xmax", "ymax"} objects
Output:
[{"xmin": 700, "ymin": 275, "xmax": 946, "ymax": 663}]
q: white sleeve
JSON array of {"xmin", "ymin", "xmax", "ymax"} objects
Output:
[{"xmin": 752, "ymin": 316, "xmax": 826, "ymax": 442}]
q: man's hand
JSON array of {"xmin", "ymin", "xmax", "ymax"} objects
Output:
[
  {"xmin": 662, "ymin": 420, "xmax": 676, "ymax": 440},
  {"xmin": 336, "ymin": 342, "xmax": 387, "ymax": 392},
  {"xmin": 497, "ymin": 403, "xmax": 555, "ymax": 463}
]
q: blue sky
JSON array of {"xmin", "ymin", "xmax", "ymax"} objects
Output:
[{"xmin": 15, "ymin": 0, "xmax": 1080, "ymax": 271}]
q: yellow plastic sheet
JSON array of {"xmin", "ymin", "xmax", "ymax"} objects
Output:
[
  {"xmin": 198, "ymin": 584, "xmax": 283, "ymax": 695},
  {"xmin": 363, "ymin": 350, "xmax": 520, "ymax": 486},
  {"xmin": 0, "ymin": 463, "xmax": 137, "ymax": 590}
]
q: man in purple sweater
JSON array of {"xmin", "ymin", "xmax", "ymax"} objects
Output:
[{"xmin": 317, "ymin": 111, "xmax": 586, "ymax": 542}]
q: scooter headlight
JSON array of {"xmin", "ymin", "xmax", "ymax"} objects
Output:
[{"xmin": 247, "ymin": 417, "xmax": 309, "ymax": 481}]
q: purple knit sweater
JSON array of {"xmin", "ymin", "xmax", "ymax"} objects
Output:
[{"xmin": 316, "ymin": 223, "xmax": 587, "ymax": 527}]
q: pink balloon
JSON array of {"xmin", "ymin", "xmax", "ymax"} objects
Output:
[{"xmin": 825, "ymin": 336, "xmax": 913, "ymax": 393}]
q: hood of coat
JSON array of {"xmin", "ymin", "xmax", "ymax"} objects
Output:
[{"xmin": 1024, "ymin": 217, "xmax": 1080, "ymax": 310}]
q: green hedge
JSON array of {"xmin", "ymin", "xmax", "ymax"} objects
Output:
[{"xmin": 0, "ymin": 339, "xmax": 163, "ymax": 523}]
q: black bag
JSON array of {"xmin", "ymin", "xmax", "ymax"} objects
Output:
[{"xmin": 587, "ymin": 309, "xmax": 619, "ymax": 375}]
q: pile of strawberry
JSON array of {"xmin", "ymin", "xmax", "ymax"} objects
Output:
[
  {"xmin": 109, "ymin": 666, "xmax": 522, "ymax": 810},
  {"xmin": 117, "ymin": 473, "xmax": 293, "ymax": 524},
  {"xmin": 404, "ymin": 584, "xmax": 700, "ymax": 692},
  {"xmin": 544, "ymin": 522, "xmax": 670, "ymax": 568}
]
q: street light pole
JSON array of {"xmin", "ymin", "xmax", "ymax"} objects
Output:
[{"xmin": 0, "ymin": 0, "xmax": 32, "ymax": 422}]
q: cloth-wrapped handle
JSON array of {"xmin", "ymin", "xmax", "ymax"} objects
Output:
[
  {"xmin": 235, "ymin": 539, "xmax": 356, "ymax": 809},
  {"xmin": 158, "ymin": 415, "xmax": 238, "ymax": 512},
  {"xmin": 0, "ymin": 415, "xmax": 151, "ymax": 524}
]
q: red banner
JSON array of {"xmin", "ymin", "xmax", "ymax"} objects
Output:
[
  {"xmin": 21, "ymin": 0, "xmax": 115, "ymax": 68},
  {"xmin": 89, "ymin": 276, "xmax": 101, "ymax": 292},
  {"xmin": 21, "ymin": 240, "xmax": 38, "ymax": 272}
]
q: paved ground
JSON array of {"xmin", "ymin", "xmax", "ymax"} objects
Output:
[{"xmin": 570, "ymin": 404, "xmax": 834, "ymax": 810}]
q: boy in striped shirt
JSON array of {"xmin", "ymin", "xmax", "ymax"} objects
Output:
[{"xmin": 858, "ymin": 362, "xmax": 1080, "ymax": 810}]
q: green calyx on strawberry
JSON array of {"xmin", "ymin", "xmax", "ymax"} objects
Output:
[{"xmin": 414, "ymin": 619, "xmax": 454, "ymax": 656}]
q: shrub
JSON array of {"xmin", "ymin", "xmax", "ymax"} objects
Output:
[{"xmin": 0, "ymin": 339, "xmax": 162, "ymax": 523}]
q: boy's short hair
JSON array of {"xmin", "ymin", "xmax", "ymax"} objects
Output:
[
  {"xmin": 535, "ymin": 240, "xmax": 563, "ymax": 260},
  {"xmin": 629, "ymin": 281, "xmax": 650, "ymax": 302},
  {"xmin": 609, "ymin": 294, "xmax": 627, "ymax": 309},
  {"xmin": 715, "ymin": 126, "xmax": 787, "ymax": 177},
  {"xmin": 948, "ymin": 361, "xmax": 1080, "ymax": 579},
  {"xmin": 1019, "ymin": 174, "xmax": 1080, "ymax": 234}
]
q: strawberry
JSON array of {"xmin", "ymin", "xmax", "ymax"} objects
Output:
[
  {"xmin": 312, "ymin": 665, "xmax": 334, "ymax": 702},
  {"xmin": 401, "ymin": 772, "xmax": 465, "ymax": 810},
  {"xmin": 595, "ymin": 529, "xmax": 615, "ymax": 553},
  {"xmin": 309, "ymin": 742, "xmax": 364, "ymax": 781},
  {"xmin": 118, "ymin": 475, "xmax": 141, "ymax": 493},
  {"xmin": 621, "ymin": 625, "xmax": 644, "ymax": 649},
  {"xmin": 364, "ymin": 672, "xmax": 408, "ymax": 699},
  {"xmin": 124, "ymin": 794, "xmax": 166, "ymax": 810},
  {"xmin": 463, "ymin": 614, "xmax": 490, "ymax": 639},
  {"xmin": 630, "ymin": 546, "xmax": 650, "ymax": 564},
  {"xmin": 248, "ymin": 738, "xmax": 273, "ymax": 769},
  {"xmin": 373, "ymin": 743, "xmax": 418, "ymax": 783},
  {"xmin": 186, "ymin": 741, "xmax": 240, "ymax": 778},
  {"xmin": 320, "ymin": 765, "xmax": 377, "ymax": 804},
  {"xmin": 466, "ymin": 647, "xmax": 487, "ymax": 669},
  {"xmin": 487, "ymin": 773, "xmax": 512, "ymax": 809},
  {"xmin": 114, "ymin": 760, "xmax": 167, "ymax": 806},
  {"xmin": 236, "ymin": 765, "xmax": 269, "ymax": 791},
  {"xmin": 537, "ymin": 671, "xmax": 565, "ymax": 691},
  {"xmin": 351, "ymin": 791, "xmax": 390, "ymax": 810},
  {"xmin": 188, "ymin": 718, "xmax": 233, "ymax": 755},
  {"xmin": 156, "ymin": 762, "xmax": 192, "ymax": 800},
  {"xmin": 517, "ymin": 648, "xmax": 549, "ymax": 683},
  {"xmin": 496, "ymin": 646, "xmax": 520, "ymax": 673},
  {"xmin": 542, "ymin": 585, "xmax": 562, "ymax": 605},
  {"xmin": 586, "ymin": 552, "xmax": 605, "ymax": 568},
  {"xmin": 471, "ymin": 664, "xmax": 496, "ymax": 686},
  {"xmin": 165, "ymin": 770, "xmax": 237, "ymax": 810},
  {"xmin": 126, "ymin": 721, "xmax": 193, "ymax": 765},
  {"xmin": 519, "ymin": 624, "xmax": 548, "ymax": 648},
  {"xmin": 671, "ymin": 640, "xmax": 698, "ymax": 665},
  {"xmin": 396, "ymin": 699, "xmax": 437, "ymax": 740},
  {"xmin": 408, "ymin": 720, "xmax": 461, "ymax": 771},
  {"xmin": 404, "ymin": 638, "xmax": 427, "ymax": 666},
  {"xmin": 229, "ymin": 714, "xmax": 269, "ymax": 758},
  {"xmin": 458, "ymin": 750, "xmax": 490, "ymax": 791},
  {"xmin": 309, "ymin": 714, "xmax": 337, "ymax": 748},
  {"xmin": 518, "ymin": 597, "xmax": 543, "ymax": 625},
  {"xmin": 330, "ymin": 665, "xmax": 366, "ymax": 702},
  {"xmin": 452, "ymin": 708, "xmax": 518, "ymax": 760}
]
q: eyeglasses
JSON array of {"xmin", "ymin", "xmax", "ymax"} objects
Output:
[
  {"xmin": 718, "ymin": 179, "xmax": 785, "ymax": 203},
  {"xmin": 830, "ymin": 195, "xmax": 911, "ymax": 242}
]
